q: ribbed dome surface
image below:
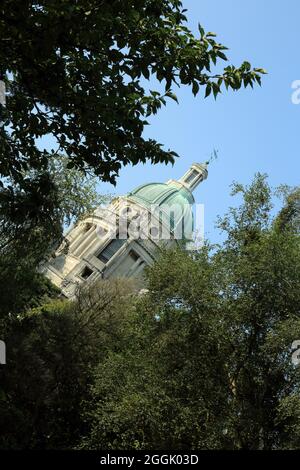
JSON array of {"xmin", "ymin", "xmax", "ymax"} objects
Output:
[{"xmin": 127, "ymin": 181, "xmax": 194, "ymax": 239}]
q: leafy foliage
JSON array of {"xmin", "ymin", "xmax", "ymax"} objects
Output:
[
  {"xmin": 0, "ymin": 278, "xmax": 135, "ymax": 449},
  {"xmin": 0, "ymin": 0, "xmax": 265, "ymax": 189},
  {"xmin": 80, "ymin": 248, "xmax": 230, "ymax": 450},
  {"xmin": 0, "ymin": 153, "xmax": 108, "ymax": 323},
  {"xmin": 2, "ymin": 175, "xmax": 300, "ymax": 450},
  {"xmin": 80, "ymin": 176, "xmax": 300, "ymax": 450}
]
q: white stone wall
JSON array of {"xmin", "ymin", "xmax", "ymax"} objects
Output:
[{"xmin": 42, "ymin": 195, "xmax": 177, "ymax": 298}]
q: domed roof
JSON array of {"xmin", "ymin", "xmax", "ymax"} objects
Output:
[
  {"xmin": 128, "ymin": 181, "xmax": 194, "ymax": 207},
  {"xmin": 126, "ymin": 163, "xmax": 208, "ymax": 241},
  {"xmin": 127, "ymin": 181, "xmax": 195, "ymax": 240}
]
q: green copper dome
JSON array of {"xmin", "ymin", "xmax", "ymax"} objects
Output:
[
  {"xmin": 127, "ymin": 181, "xmax": 195, "ymax": 240},
  {"xmin": 126, "ymin": 163, "xmax": 208, "ymax": 242},
  {"xmin": 128, "ymin": 181, "xmax": 194, "ymax": 206}
]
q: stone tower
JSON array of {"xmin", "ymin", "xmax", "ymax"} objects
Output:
[{"xmin": 42, "ymin": 162, "xmax": 208, "ymax": 298}]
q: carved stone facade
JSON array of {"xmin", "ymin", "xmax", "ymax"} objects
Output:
[{"xmin": 41, "ymin": 162, "xmax": 208, "ymax": 298}]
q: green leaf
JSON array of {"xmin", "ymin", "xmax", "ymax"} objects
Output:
[
  {"xmin": 217, "ymin": 51, "xmax": 228, "ymax": 61},
  {"xmin": 192, "ymin": 81, "xmax": 200, "ymax": 96},
  {"xmin": 205, "ymin": 83, "xmax": 212, "ymax": 98},
  {"xmin": 198, "ymin": 23, "xmax": 205, "ymax": 38},
  {"xmin": 212, "ymin": 82, "xmax": 220, "ymax": 99},
  {"xmin": 254, "ymin": 68, "xmax": 268, "ymax": 74},
  {"xmin": 165, "ymin": 90, "xmax": 179, "ymax": 103}
]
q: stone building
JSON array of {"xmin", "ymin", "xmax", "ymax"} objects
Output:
[{"xmin": 42, "ymin": 162, "xmax": 208, "ymax": 298}]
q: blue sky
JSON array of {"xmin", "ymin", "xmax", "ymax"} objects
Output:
[{"xmin": 97, "ymin": 0, "xmax": 300, "ymax": 243}]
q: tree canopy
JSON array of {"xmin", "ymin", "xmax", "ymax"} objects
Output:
[
  {"xmin": 0, "ymin": 154, "xmax": 108, "ymax": 320},
  {"xmin": 0, "ymin": 0, "xmax": 265, "ymax": 188},
  {"xmin": 1, "ymin": 174, "xmax": 300, "ymax": 450}
]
